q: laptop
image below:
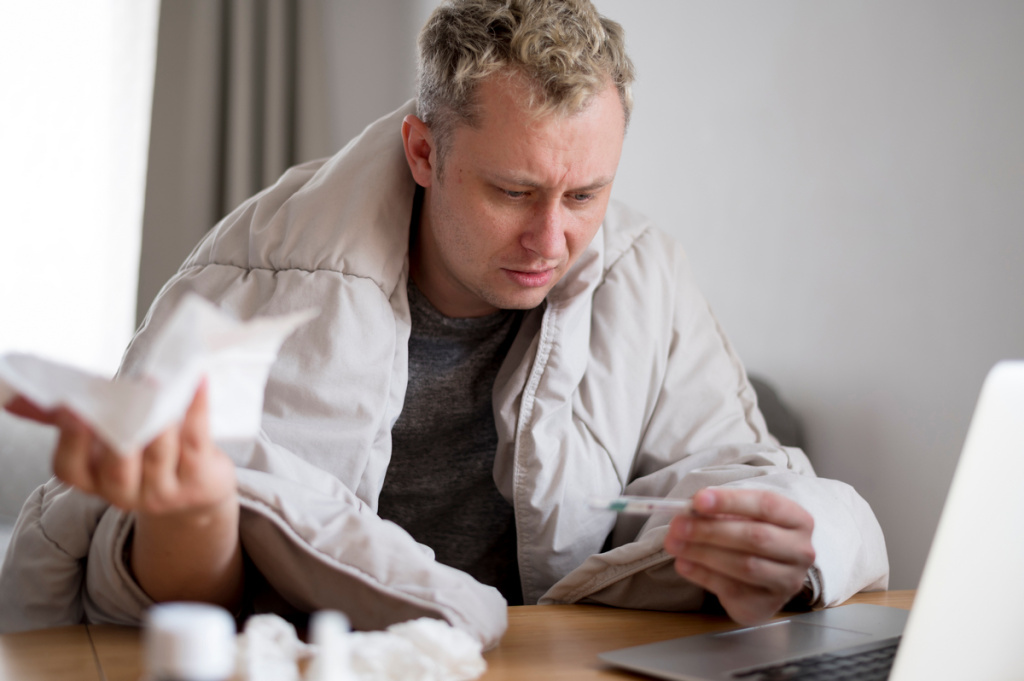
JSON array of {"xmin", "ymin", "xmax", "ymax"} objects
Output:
[{"xmin": 600, "ymin": 360, "xmax": 1024, "ymax": 681}]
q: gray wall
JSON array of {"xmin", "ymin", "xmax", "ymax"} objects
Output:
[
  {"xmin": 322, "ymin": 1, "xmax": 423, "ymax": 149},
  {"xmin": 597, "ymin": 0, "xmax": 1024, "ymax": 589}
]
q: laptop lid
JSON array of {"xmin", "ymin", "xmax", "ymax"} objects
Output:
[{"xmin": 889, "ymin": 360, "xmax": 1024, "ymax": 680}]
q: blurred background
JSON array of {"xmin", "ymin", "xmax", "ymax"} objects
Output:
[{"xmin": 2, "ymin": 1, "xmax": 1022, "ymax": 590}]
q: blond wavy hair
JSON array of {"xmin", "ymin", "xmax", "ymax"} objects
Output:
[{"xmin": 417, "ymin": 0, "xmax": 635, "ymax": 169}]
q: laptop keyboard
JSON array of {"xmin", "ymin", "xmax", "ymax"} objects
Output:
[{"xmin": 732, "ymin": 640, "xmax": 900, "ymax": 680}]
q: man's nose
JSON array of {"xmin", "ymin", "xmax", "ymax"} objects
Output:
[{"xmin": 521, "ymin": 202, "xmax": 566, "ymax": 261}]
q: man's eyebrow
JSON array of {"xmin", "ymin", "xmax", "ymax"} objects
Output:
[
  {"xmin": 571, "ymin": 177, "xmax": 616, "ymax": 193},
  {"xmin": 487, "ymin": 172, "xmax": 615, "ymax": 192}
]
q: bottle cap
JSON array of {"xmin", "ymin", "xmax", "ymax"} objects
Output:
[
  {"xmin": 306, "ymin": 611, "xmax": 353, "ymax": 681},
  {"xmin": 144, "ymin": 602, "xmax": 236, "ymax": 681},
  {"xmin": 309, "ymin": 610, "xmax": 351, "ymax": 647}
]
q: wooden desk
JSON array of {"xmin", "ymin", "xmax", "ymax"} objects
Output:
[
  {"xmin": 0, "ymin": 591, "xmax": 914, "ymax": 681},
  {"xmin": 0, "ymin": 626, "xmax": 101, "ymax": 681},
  {"xmin": 482, "ymin": 591, "xmax": 913, "ymax": 680}
]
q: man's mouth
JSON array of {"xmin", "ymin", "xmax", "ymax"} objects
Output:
[{"xmin": 502, "ymin": 267, "xmax": 555, "ymax": 288}]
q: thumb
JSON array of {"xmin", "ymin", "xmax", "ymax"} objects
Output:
[
  {"xmin": 5, "ymin": 396, "xmax": 61, "ymax": 425},
  {"xmin": 181, "ymin": 378, "xmax": 212, "ymax": 450}
]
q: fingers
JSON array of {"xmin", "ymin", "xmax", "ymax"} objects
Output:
[
  {"xmin": 670, "ymin": 487, "xmax": 815, "ymax": 572},
  {"xmin": 52, "ymin": 410, "xmax": 142, "ymax": 508},
  {"xmin": 5, "ymin": 396, "xmax": 61, "ymax": 425},
  {"xmin": 672, "ymin": 555, "xmax": 790, "ymax": 626},
  {"xmin": 92, "ymin": 443, "xmax": 142, "ymax": 509},
  {"xmin": 176, "ymin": 380, "xmax": 221, "ymax": 488},
  {"xmin": 142, "ymin": 380, "xmax": 236, "ymax": 515},
  {"xmin": 668, "ymin": 513, "xmax": 815, "ymax": 567},
  {"xmin": 692, "ymin": 488, "xmax": 814, "ymax": 531},
  {"xmin": 672, "ymin": 540, "xmax": 809, "ymax": 595},
  {"xmin": 52, "ymin": 411, "xmax": 98, "ymax": 494},
  {"xmin": 665, "ymin": 490, "xmax": 816, "ymax": 573},
  {"xmin": 180, "ymin": 379, "xmax": 211, "ymax": 454},
  {"xmin": 138, "ymin": 427, "xmax": 182, "ymax": 513},
  {"xmin": 137, "ymin": 382, "xmax": 216, "ymax": 513},
  {"xmin": 47, "ymin": 381, "xmax": 234, "ymax": 516},
  {"xmin": 664, "ymin": 488, "xmax": 817, "ymax": 624}
]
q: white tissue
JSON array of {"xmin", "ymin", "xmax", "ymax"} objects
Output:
[
  {"xmin": 236, "ymin": 614, "xmax": 313, "ymax": 681},
  {"xmin": 0, "ymin": 293, "xmax": 315, "ymax": 454},
  {"xmin": 231, "ymin": 614, "xmax": 486, "ymax": 681},
  {"xmin": 375, "ymin": 619, "xmax": 487, "ymax": 681}
]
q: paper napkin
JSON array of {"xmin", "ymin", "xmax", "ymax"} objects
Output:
[{"xmin": 0, "ymin": 293, "xmax": 316, "ymax": 454}]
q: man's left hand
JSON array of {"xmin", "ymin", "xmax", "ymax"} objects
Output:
[{"xmin": 664, "ymin": 488, "xmax": 815, "ymax": 625}]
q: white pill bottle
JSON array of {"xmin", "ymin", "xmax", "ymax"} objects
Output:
[{"xmin": 144, "ymin": 603, "xmax": 237, "ymax": 681}]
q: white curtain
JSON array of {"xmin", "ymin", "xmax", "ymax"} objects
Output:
[{"xmin": 0, "ymin": 1, "xmax": 160, "ymax": 376}]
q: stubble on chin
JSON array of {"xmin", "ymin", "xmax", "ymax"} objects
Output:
[{"xmin": 479, "ymin": 275, "xmax": 555, "ymax": 311}]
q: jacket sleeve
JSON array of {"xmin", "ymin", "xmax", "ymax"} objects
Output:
[
  {"xmin": 541, "ymin": 227, "xmax": 889, "ymax": 609},
  {"xmin": 233, "ymin": 447, "xmax": 507, "ymax": 646},
  {"xmin": 0, "ymin": 480, "xmax": 114, "ymax": 633},
  {"xmin": 21, "ymin": 436, "xmax": 508, "ymax": 646}
]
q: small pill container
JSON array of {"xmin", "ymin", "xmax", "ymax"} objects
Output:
[{"xmin": 144, "ymin": 602, "xmax": 237, "ymax": 681}]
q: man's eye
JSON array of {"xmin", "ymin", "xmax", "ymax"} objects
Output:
[
  {"xmin": 571, "ymin": 193, "xmax": 595, "ymax": 202},
  {"xmin": 503, "ymin": 189, "xmax": 527, "ymax": 199}
]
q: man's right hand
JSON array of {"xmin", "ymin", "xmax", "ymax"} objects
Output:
[{"xmin": 5, "ymin": 382, "xmax": 244, "ymax": 609}]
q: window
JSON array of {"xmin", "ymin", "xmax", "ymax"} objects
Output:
[{"xmin": 0, "ymin": 1, "xmax": 159, "ymax": 376}]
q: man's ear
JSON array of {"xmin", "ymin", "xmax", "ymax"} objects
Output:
[{"xmin": 402, "ymin": 114, "xmax": 435, "ymax": 188}]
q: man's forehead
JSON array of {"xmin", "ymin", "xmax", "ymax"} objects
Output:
[{"xmin": 468, "ymin": 71, "xmax": 624, "ymax": 130}]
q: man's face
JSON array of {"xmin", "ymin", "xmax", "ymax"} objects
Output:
[{"xmin": 405, "ymin": 75, "xmax": 626, "ymax": 318}]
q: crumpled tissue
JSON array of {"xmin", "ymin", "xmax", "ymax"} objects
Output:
[
  {"xmin": 0, "ymin": 293, "xmax": 315, "ymax": 454},
  {"xmin": 235, "ymin": 613, "xmax": 487, "ymax": 681}
]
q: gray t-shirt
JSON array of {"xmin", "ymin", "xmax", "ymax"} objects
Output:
[{"xmin": 377, "ymin": 281, "xmax": 524, "ymax": 604}]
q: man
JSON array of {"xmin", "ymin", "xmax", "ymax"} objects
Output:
[{"xmin": 0, "ymin": 0, "xmax": 887, "ymax": 645}]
